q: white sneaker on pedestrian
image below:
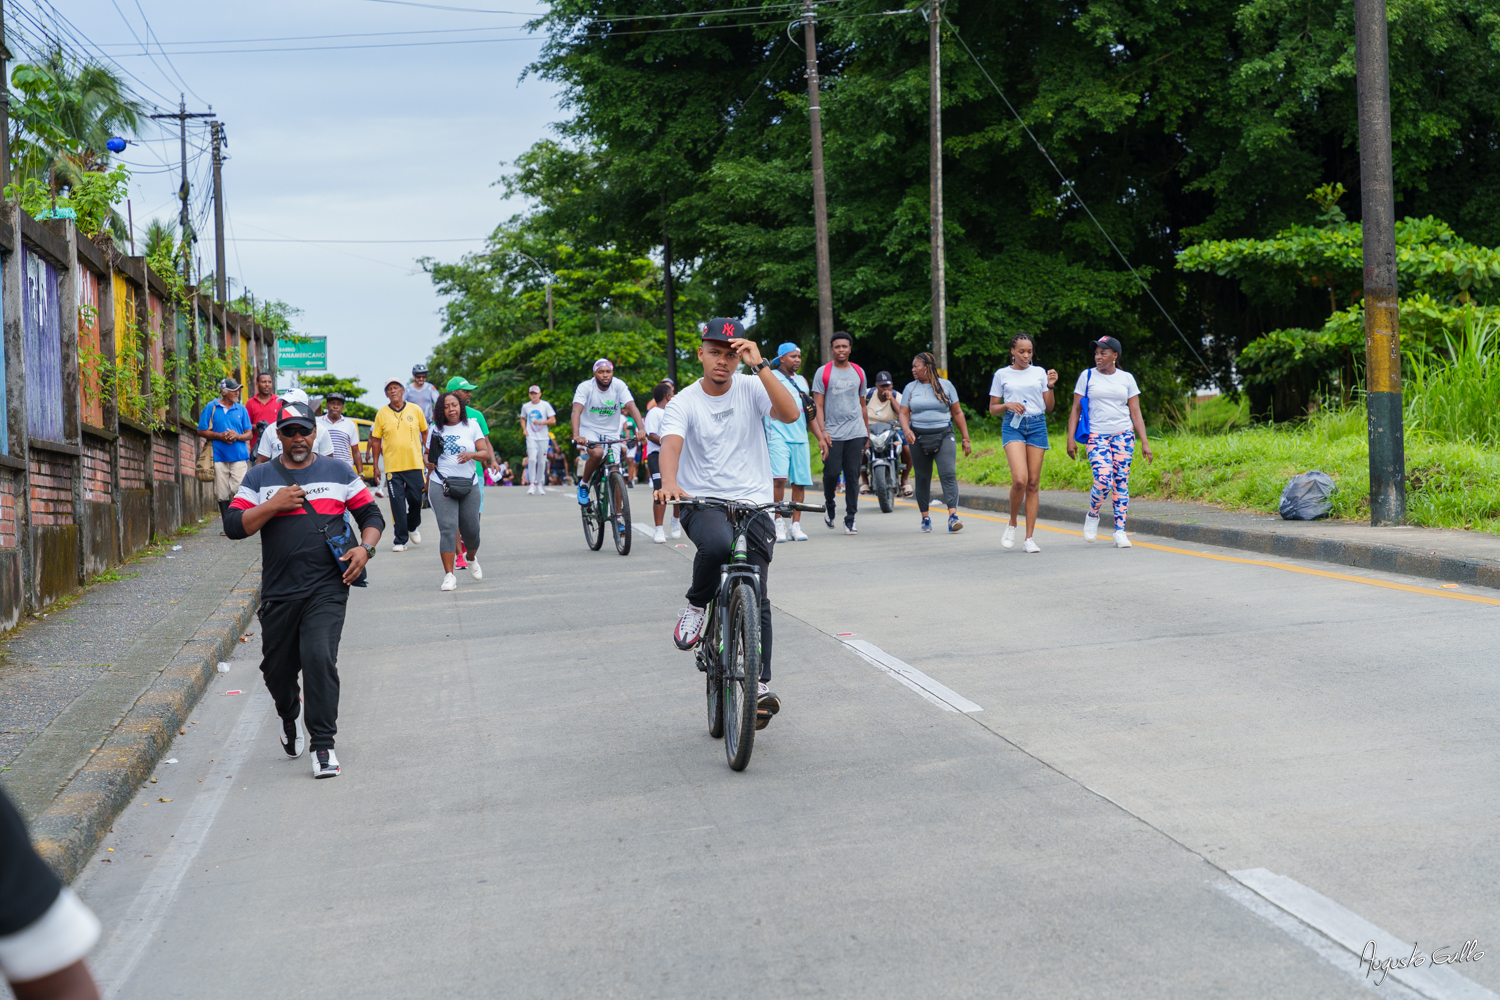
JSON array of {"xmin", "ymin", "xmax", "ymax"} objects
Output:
[
  {"xmin": 1113, "ymin": 530, "xmax": 1132, "ymax": 548},
  {"xmin": 1001, "ymin": 525, "xmax": 1016, "ymax": 549},
  {"xmin": 774, "ymin": 517, "xmax": 788, "ymax": 542},
  {"xmin": 392, "ymin": 543, "xmax": 406, "ymax": 552},
  {"xmin": 279, "ymin": 713, "xmax": 306, "ymax": 759},
  {"xmin": 653, "ymin": 525, "xmax": 666, "ymax": 544},
  {"xmin": 312, "ymin": 748, "xmax": 340, "ymax": 778},
  {"xmin": 790, "ymin": 522, "xmax": 809, "ymax": 541},
  {"xmin": 1023, "ymin": 537, "xmax": 1041, "ymax": 553},
  {"xmin": 441, "ymin": 572, "xmax": 458, "ymax": 591},
  {"xmin": 409, "ymin": 529, "xmax": 421, "ymax": 545},
  {"xmin": 670, "ymin": 518, "xmax": 682, "ymax": 539},
  {"xmin": 470, "ymin": 561, "xmax": 483, "ymax": 581},
  {"xmin": 1083, "ymin": 514, "xmax": 1100, "ymax": 542}
]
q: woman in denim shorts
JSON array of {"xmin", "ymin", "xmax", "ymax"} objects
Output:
[{"xmin": 988, "ymin": 334, "xmax": 1058, "ymax": 552}]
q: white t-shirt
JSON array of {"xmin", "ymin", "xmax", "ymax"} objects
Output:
[
  {"xmin": 318, "ymin": 415, "xmax": 360, "ymax": 469},
  {"xmin": 573, "ymin": 377, "xmax": 634, "ymax": 441},
  {"xmin": 257, "ymin": 423, "xmax": 336, "ymax": 462},
  {"xmin": 659, "ymin": 375, "xmax": 775, "ymax": 504},
  {"xmin": 520, "ymin": 399, "xmax": 556, "ymax": 441},
  {"xmin": 642, "ymin": 405, "xmax": 666, "ymax": 456},
  {"xmin": 989, "ymin": 365, "xmax": 1051, "ymax": 417},
  {"xmin": 432, "ymin": 419, "xmax": 484, "ymax": 484},
  {"xmin": 1073, "ymin": 368, "xmax": 1141, "ymax": 435}
]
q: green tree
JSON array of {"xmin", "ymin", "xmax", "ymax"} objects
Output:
[{"xmin": 299, "ymin": 373, "xmax": 377, "ymax": 420}]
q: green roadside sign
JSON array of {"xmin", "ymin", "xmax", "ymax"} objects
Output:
[{"xmin": 278, "ymin": 336, "xmax": 327, "ymax": 371}]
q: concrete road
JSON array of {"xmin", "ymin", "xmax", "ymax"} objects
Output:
[{"xmin": 71, "ymin": 487, "xmax": 1499, "ymax": 999}]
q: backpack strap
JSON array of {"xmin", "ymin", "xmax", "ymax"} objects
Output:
[{"xmin": 820, "ymin": 363, "xmax": 865, "ymax": 392}]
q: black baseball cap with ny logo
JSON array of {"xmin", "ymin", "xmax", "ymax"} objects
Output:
[{"xmin": 702, "ymin": 318, "xmax": 745, "ymax": 342}]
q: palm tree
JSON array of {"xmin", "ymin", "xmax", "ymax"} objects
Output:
[{"xmin": 9, "ymin": 44, "xmax": 144, "ymax": 184}]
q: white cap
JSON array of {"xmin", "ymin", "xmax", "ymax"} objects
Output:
[{"xmin": 281, "ymin": 388, "xmax": 309, "ymax": 406}]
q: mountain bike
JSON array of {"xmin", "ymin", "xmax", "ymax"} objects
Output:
[
  {"xmin": 581, "ymin": 438, "xmax": 633, "ymax": 555},
  {"xmin": 668, "ymin": 496, "xmax": 823, "ymax": 771}
]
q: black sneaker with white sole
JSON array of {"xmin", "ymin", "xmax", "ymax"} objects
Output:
[
  {"xmin": 311, "ymin": 748, "xmax": 341, "ymax": 778},
  {"xmin": 279, "ymin": 714, "xmax": 306, "ymax": 758}
]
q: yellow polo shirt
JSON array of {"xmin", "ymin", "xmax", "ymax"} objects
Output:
[{"xmin": 370, "ymin": 403, "xmax": 429, "ymax": 473}]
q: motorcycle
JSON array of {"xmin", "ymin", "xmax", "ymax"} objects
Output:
[{"xmin": 866, "ymin": 422, "xmax": 903, "ymax": 513}]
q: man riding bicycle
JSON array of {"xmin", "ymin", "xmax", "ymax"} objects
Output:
[
  {"xmin": 655, "ymin": 319, "xmax": 801, "ymax": 728},
  {"xmin": 571, "ymin": 358, "xmax": 646, "ymax": 503}
]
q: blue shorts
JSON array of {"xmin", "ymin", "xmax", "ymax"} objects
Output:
[
  {"xmin": 767, "ymin": 435, "xmax": 813, "ymax": 486},
  {"xmin": 1001, "ymin": 413, "xmax": 1050, "ymax": 449}
]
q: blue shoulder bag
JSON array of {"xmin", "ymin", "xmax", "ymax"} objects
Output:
[{"xmin": 1073, "ymin": 369, "xmax": 1092, "ymax": 443}]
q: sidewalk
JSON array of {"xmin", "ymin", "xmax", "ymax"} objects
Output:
[
  {"xmin": 0, "ymin": 517, "xmax": 261, "ymax": 879},
  {"xmin": 955, "ymin": 485, "xmax": 1500, "ymax": 589}
]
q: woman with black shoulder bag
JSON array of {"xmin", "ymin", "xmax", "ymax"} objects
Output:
[
  {"xmin": 898, "ymin": 352, "xmax": 972, "ymax": 534},
  {"xmin": 428, "ymin": 391, "xmax": 493, "ymax": 591}
]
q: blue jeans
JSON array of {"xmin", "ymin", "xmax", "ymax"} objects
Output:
[{"xmin": 1001, "ymin": 413, "xmax": 1049, "ymax": 449}]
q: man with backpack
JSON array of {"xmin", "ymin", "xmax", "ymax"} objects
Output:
[
  {"xmin": 767, "ymin": 343, "xmax": 813, "ymax": 542},
  {"xmin": 811, "ymin": 332, "xmax": 868, "ymax": 534}
]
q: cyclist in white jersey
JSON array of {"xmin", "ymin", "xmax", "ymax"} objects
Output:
[
  {"xmin": 571, "ymin": 359, "xmax": 646, "ymax": 503},
  {"xmin": 655, "ymin": 318, "xmax": 801, "ymax": 728}
]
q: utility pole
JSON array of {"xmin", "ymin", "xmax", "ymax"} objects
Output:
[
  {"xmin": 210, "ymin": 121, "xmax": 227, "ymax": 304},
  {"xmin": 0, "ymin": 0, "xmax": 10, "ymax": 191},
  {"xmin": 663, "ymin": 196, "xmax": 676, "ymax": 385},
  {"xmin": 802, "ymin": 0, "xmax": 834, "ymax": 366},
  {"xmin": 149, "ymin": 96, "xmax": 212, "ymax": 283},
  {"xmin": 926, "ymin": 0, "xmax": 947, "ymax": 377},
  {"xmin": 1354, "ymin": 0, "xmax": 1405, "ymax": 525}
]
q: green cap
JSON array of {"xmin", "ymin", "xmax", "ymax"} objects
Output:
[{"xmin": 446, "ymin": 376, "xmax": 479, "ymax": 391}]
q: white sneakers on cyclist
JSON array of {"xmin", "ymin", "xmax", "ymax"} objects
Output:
[
  {"xmin": 1114, "ymin": 530, "xmax": 1133, "ymax": 548},
  {"xmin": 674, "ymin": 605, "xmax": 707, "ymax": 650},
  {"xmin": 440, "ymin": 572, "xmax": 457, "ymax": 591},
  {"xmin": 774, "ymin": 517, "xmax": 788, "ymax": 542},
  {"xmin": 1001, "ymin": 525, "xmax": 1016, "ymax": 549},
  {"xmin": 1084, "ymin": 514, "xmax": 1100, "ymax": 542},
  {"xmin": 653, "ymin": 525, "xmax": 666, "ymax": 544},
  {"xmin": 470, "ymin": 560, "xmax": 483, "ymax": 581},
  {"xmin": 670, "ymin": 518, "xmax": 682, "ymax": 539},
  {"xmin": 409, "ymin": 529, "xmax": 421, "ymax": 545},
  {"xmin": 1023, "ymin": 537, "xmax": 1041, "ymax": 554},
  {"xmin": 789, "ymin": 521, "xmax": 809, "ymax": 541}
]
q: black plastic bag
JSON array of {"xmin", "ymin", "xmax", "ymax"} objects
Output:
[{"xmin": 1279, "ymin": 471, "xmax": 1335, "ymax": 521}]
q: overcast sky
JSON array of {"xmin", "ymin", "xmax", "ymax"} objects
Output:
[{"xmin": 19, "ymin": 0, "xmax": 560, "ymax": 405}]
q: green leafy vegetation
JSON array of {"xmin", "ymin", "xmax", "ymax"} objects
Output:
[{"xmin": 298, "ymin": 374, "xmax": 378, "ymax": 420}]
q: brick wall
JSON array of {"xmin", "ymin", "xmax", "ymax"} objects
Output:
[
  {"xmin": 179, "ymin": 433, "xmax": 195, "ymax": 476},
  {"xmin": 29, "ymin": 453, "xmax": 74, "ymax": 527},
  {"xmin": 120, "ymin": 435, "xmax": 147, "ymax": 490},
  {"xmin": 0, "ymin": 470, "xmax": 17, "ymax": 548},
  {"xmin": 83, "ymin": 439, "xmax": 112, "ymax": 503},
  {"xmin": 153, "ymin": 437, "xmax": 176, "ymax": 482}
]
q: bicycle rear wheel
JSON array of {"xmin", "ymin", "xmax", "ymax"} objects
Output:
[
  {"xmin": 610, "ymin": 471, "xmax": 632, "ymax": 555},
  {"xmin": 582, "ymin": 480, "xmax": 605, "ymax": 550},
  {"xmin": 722, "ymin": 580, "xmax": 760, "ymax": 771}
]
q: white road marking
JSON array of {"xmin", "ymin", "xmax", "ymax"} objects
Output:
[
  {"xmin": 92, "ymin": 691, "xmax": 274, "ymax": 999},
  {"xmin": 632, "ymin": 522, "xmax": 659, "ymax": 541},
  {"xmin": 839, "ymin": 638, "xmax": 982, "ymax": 713},
  {"xmin": 1228, "ymin": 868, "xmax": 1498, "ymax": 1000}
]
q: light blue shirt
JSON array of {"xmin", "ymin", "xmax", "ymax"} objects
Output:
[{"xmin": 765, "ymin": 370, "xmax": 809, "ymax": 443}]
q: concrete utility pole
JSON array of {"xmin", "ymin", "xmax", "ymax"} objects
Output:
[
  {"xmin": 1354, "ymin": 0, "xmax": 1405, "ymax": 525},
  {"xmin": 0, "ymin": 1, "xmax": 10, "ymax": 191},
  {"xmin": 802, "ymin": 0, "xmax": 834, "ymax": 366},
  {"xmin": 927, "ymin": 0, "xmax": 947, "ymax": 377},
  {"xmin": 210, "ymin": 121, "xmax": 227, "ymax": 303},
  {"xmin": 149, "ymin": 96, "xmax": 212, "ymax": 283},
  {"xmin": 663, "ymin": 199, "xmax": 677, "ymax": 385}
]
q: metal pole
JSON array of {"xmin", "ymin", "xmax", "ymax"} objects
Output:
[
  {"xmin": 802, "ymin": 0, "xmax": 834, "ymax": 366},
  {"xmin": 177, "ymin": 97, "xmax": 188, "ymax": 283},
  {"xmin": 546, "ymin": 283, "xmax": 554, "ymax": 336},
  {"xmin": 0, "ymin": 0, "xmax": 10, "ymax": 192},
  {"xmin": 1355, "ymin": 0, "xmax": 1405, "ymax": 525},
  {"xmin": 928, "ymin": 1, "xmax": 947, "ymax": 377},
  {"xmin": 210, "ymin": 121, "xmax": 227, "ymax": 303},
  {"xmin": 663, "ymin": 203, "xmax": 677, "ymax": 385}
]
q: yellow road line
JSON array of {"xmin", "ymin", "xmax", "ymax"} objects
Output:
[{"xmin": 896, "ymin": 501, "xmax": 1500, "ymax": 607}]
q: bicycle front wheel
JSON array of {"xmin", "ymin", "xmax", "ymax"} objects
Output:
[
  {"xmin": 582, "ymin": 481, "xmax": 605, "ymax": 550},
  {"xmin": 610, "ymin": 470, "xmax": 632, "ymax": 555},
  {"xmin": 722, "ymin": 580, "xmax": 760, "ymax": 771},
  {"xmin": 703, "ymin": 603, "xmax": 724, "ymax": 738}
]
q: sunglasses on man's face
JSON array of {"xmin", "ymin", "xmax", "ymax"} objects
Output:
[{"xmin": 280, "ymin": 425, "xmax": 315, "ymax": 438}]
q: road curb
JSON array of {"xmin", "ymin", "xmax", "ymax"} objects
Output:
[
  {"xmin": 30, "ymin": 572, "xmax": 261, "ymax": 882},
  {"xmin": 957, "ymin": 492, "xmax": 1500, "ymax": 591}
]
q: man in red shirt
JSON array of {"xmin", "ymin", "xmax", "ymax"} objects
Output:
[{"xmin": 245, "ymin": 372, "xmax": 282, "ymax": 457}]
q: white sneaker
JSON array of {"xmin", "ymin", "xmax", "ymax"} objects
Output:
[
  {"xmin": 674, "ymin": 605, "xmax": 707, "ymax": 650},
  {"xmin": 278, "ymin": 713, "xmax": 306, "ymax": 759},
  {"xmin": 470, "ymin": 560, "xmax": 483, "ymax": 581},
  {"xmin": 653, "ymin": 525, "xmax": 666, "ymax": 544},
  {"xmin": 1083, "ymin": 514, "xmax": 1100, "ymax": 542},
  {"xmin": 790, "ymin": 522, "xmax": 809, "ymax": 541},
  {"xmin": 1023, "ymin": 537, "xmax": 1041, "ymax": 553},
  {"xmin": 670, "ymin": 518, "xmax": 682, "ymax": 539},
  {"xmin": 312, "ymin": 748, "xmax": 340, "ymax": 778},
  {"xmin": 1113, "ymin": 530, "xmax": 1132, "ymax": 548},
  {"xmin": 392, "ymin": 543, "xmax": 406, "ymax": 552},
  {"xmin": 441, "ymin": 572, "xmax": 458, "ymax": 591},
  {"xmin": 774, "ymin": 517, "xmax": 788, "ymax": 542},
  {"xmin": 1001, "ymin": 525, "xmax": 1015, "ymax": 549},
  {"xmin": 409, "ymin": 529, "xmax": 421, "ymax": 545}
]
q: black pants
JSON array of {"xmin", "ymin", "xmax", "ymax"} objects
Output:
[
  {"xmin": 912, "ymin": 431, "xmax": 959, "ymax": 512},
  {"xmin": 258, "ymin": 589, "xmax": 349, "ymax": 751},
  {"xmin": 386, "ymin": 469, "xmax": 425, "ymax": 544},
  {"xmin": 681, "ymin": 506, "xmax": 775, "ymax": 682},
  {"xmin": 822, "ymin": 437, "xmax": 864, "ymax": 525}
]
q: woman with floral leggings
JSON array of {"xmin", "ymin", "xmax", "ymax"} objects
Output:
[{"xmin": 1065, "ymin": 337, "xmax": 1154, "ymax": 547}]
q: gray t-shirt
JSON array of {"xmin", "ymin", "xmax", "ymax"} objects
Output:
[
  {"xmin": 814, "ymin": 363, "xmax": 867, "ymax": 441},
  {"xmin": 902, "ymin": 378, "xmax": 959, "ymax": 430}
]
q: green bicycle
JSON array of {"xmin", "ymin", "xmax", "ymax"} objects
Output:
[{"xmin": 580, "ymin": 437, "xmax": 632, "ymax": 555}]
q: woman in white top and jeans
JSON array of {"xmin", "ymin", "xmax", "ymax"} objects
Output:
[
  {"xmin": 988, "ymin": 334, "xmax": 1058, "ymax": 552},
  {"xmin": 428, "ymin": 392, "xmax": 494, "ymax": 590},
  {"xmin": 1065, "ymin": 337, "xmax": 1154, "ymax": 547}
]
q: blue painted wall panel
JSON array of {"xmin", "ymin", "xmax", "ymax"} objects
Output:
[{"xmin": 22, "ymin": 249, "xmax": 64, "ymax": 442}]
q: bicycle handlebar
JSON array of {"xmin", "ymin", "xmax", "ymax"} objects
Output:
[{"xmin": 664, "ymin": 497, "xmax": 824, "ymax": 515}]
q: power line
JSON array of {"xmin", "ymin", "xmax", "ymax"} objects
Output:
[
  {"xmin": 232, "ymin": 238, "xmax": 487, "ymax": 244},
  {"xmin": 126, "ymin": 0, "xmax": 209, "ymax": 105}
]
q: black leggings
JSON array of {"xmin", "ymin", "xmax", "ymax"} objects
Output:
[
  {"xmin": 912, "ymin": 431, "xmax": 959, "ymax": 512},
  {"xmin": 822, "ymin": 437, "xmax": 864, "ymax": 525},
  {"xmin": 681, "ymin": 506, "xmax": 775, "ymax": 682}
]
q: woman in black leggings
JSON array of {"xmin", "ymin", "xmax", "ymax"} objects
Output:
[{"xmin": 898, "ymin": 352, "xmax": 973, "ymax": 533}]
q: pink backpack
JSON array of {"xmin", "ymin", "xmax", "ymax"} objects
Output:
[{"xmin": 819, "ymin": 362, "xmax": 865, "ymax": 393}]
